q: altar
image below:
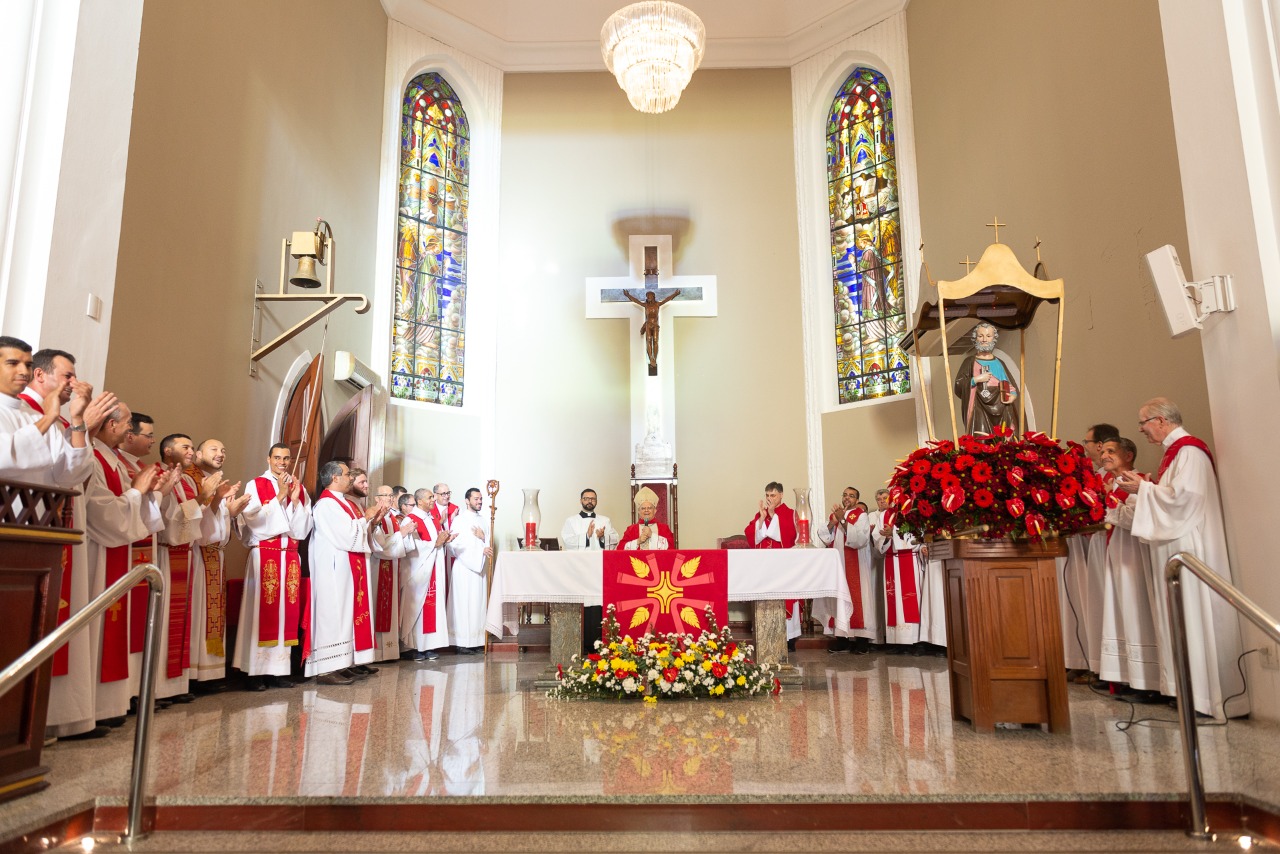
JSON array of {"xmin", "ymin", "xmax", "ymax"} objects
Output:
[{"xmin": 485, "ymin": 548, "xmax": 847, "ymax": 669}]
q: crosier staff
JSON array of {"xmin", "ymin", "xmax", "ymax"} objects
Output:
[{"xmin": 484, "ymin": 479, "xmax": 499, "ymax": 654}]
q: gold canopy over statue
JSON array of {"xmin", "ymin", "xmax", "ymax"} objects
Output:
[{"xmin": 901, "ymin": 225, "xmax": 1065, "ymax": 441}]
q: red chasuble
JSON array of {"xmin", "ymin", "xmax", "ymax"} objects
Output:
[
  {"xmin": 408, "ymin": 512, "xmax": 440, "ymax": 633},
  {"xmin": 616, "ymin": 521, "xmax": 675, "ymax": 550},
  {"xmin": 20, "ymin": 393, "xmax": 74, "ymax": 674},
  {"xmin": 252, "ymin": 477, "xmax": 303, "ymax": 647},
  {"xmin": 745, "ymin": 504, "xmax": 798, "ymax": 616},
  {"xmin": 828, "ymin": 507, "xmax": 866, "ymax": 630},
  {"xmin": 320, "ymin": 490, "xmax": 374, "ymax": 653},
  {"xmin": 375, "ymin": 515, "xmax": 397, "ymax": 633},
  {"xmin": 92, "ymin": 450, "xmax": 131, "ymax": 683},
  {"xmin": 1156, "ymin": 436, "xmax": 1216, "ymax": 482}
]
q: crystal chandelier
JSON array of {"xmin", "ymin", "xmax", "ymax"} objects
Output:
[{"xmin": 600, "ymin": 2, "xmax": 706, "ymax": 114}]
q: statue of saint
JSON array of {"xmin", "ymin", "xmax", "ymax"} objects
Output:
[
  {"xmin": 624, "ymin": 288, "xmax": 681, "ymax": 376},
  {"xmin": 953, "ymin": 321, "xmax": 1019, "ymax": 435}
]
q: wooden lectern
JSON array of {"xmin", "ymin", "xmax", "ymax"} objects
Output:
[
  {"xmin": 932, "ymin": 538, "xmax": 1070, "ymax": 733},
  {"xmin": 0, "ymin": 479, "xmax": 79, "ymax": 802}
]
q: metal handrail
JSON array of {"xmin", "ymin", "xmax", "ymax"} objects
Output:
[
  {"xmin": 1165, "ymin": 551, "xmax": 1280, "ymax": 838},
  {"xmin": 0, "ymin": 562, "xmax": 164, "ymax": 844}
]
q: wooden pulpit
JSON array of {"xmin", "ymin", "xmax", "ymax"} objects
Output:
[
  {"xmin": 0, "ymin": 479, "xmax": 79, "ymax": 802},
  {"xmin": 932, "ymin": 538, "xmax": 1070, "ymax": 733}
]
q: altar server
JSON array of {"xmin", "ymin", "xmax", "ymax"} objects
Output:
[
  {"xmin": 85, "ymin": 403, "xmax": 167, "ymax": 725},
  {"xmin": 561, "ymin": 488, "xmax": 618, "ymax": 550},
  {"xmin": 3, "ymin": 342, "xmax": 114, "ymax": 737},
  {"xmin": 400, "ymin": 488, "xmax": 454, "ymax": 660},
  {"xmin": 371, "ymin": 484, "xmax": 416, "ymax": 662},
  {"xmin": 447, "ymin": 487, "xmax": 493, "ymax": 654},
  {"xmin": 816, "ymin": 486, "xmax": 876, "ymax": 654},
  {"xmin": 1098, "ymin": 437, "xmax": 1160, "ymax": 694},
  {"xmin": 233, "ymin": 443, "xmax": 312, "ymax": 690},
  {"xmin": 1115, "ymin": 398, "xmax": 1247, "ymax": 719},
  {"xmin": 305, "ymin": 461, "xmax": 384, "ymax": 685}
]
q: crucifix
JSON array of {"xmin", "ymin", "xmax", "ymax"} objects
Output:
[
  {"xmin": 586, "ymin": 235, "xmax": 717, "ymax": 466},
  {"xmin": 985, "ymin": 216, "xmax": 1007, "ymax": 243}
]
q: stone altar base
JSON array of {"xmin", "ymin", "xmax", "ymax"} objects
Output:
[
  {"xmin": 754, "ymin": 599, "xmax": 803, "ymax": 686},
  {"xmin": 533, "ymin": 603, "xmax": 584, "ymax": 689}
]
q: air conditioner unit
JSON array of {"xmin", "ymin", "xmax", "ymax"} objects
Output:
[{"xmin": 334, "ymin": 350, "xmax": 379, "ymax": 391}]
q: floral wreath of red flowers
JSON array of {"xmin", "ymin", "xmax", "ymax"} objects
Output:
[{"xmin": 884, "ymin": 426, "xmax": 1105, "ymax": 542}]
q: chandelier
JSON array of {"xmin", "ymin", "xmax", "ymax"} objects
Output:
[{"xmin": 601, "ymin": 2, "xmax": 706, "ymax": 114}]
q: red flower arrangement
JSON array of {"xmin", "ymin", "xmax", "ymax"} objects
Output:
[{"xmin": 885, "ymin": 427, "xmax": 1105, "ymax": 542}]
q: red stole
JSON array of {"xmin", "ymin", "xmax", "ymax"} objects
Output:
[
  {"xmin": 92, "ymin": 450, "xmax": 131, "ymax": 683},
  {"xmin": 429, "ymin": 502, "xmax": 457, "ymax": 600},
  {"xmin": 884, "ymin": 537, "xmax": 920, "ymax": 626},
  {"xmin": 746, "ymin": 504, "xmax": 798, "ymax": 616},
  {"xmin": 375, "ymin": 515, "xmax": 396, "ymax": 633},
  {"xmin": 164, "ymin": 476, "xmax": 196, "ymax": 679},
  {"xmin": 320, "ymin": 490, "xmax": 374, "ymax": 653},
  {"xmin": 1156, "ymin": 436, "xmax": 1216, "ymax": 483},
  {"xmin": 20, "ymin": 393, "xmax": 74, "ymax": 674},
  {"xmin": 408, "ymin": 512, "xmax": 439, "ymax": 633},
  {"xmin": 252, "ymin": 477, "xmax": 302, "ymax": 647},
  {"xmin": 830, "ymin": 508, "xmax": 866, "ymax": 630},
  {"xmin": 113, "ymin": 449, "xmax": 158, "ymax": 653}
]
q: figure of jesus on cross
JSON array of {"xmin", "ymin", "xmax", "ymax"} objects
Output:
[{"xmin": 624, "ymin": 288, "xmax": 682, "ymax": 376}]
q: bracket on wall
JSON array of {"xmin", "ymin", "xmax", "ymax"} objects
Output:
[{"xmin": 248, "ymin": 232, "xmax": 370, "ymax": 376}]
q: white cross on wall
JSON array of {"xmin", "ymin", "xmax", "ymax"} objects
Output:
[{"xmin": 585, "ymin": 235, "xmax": 717, "ymax": 463}]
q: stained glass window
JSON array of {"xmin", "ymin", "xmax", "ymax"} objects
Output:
[
  {"xmin": 392, "ymin": 72, "xmax": 469, "ymax": 406},
  {"xmin": 827, "ymin": 67, "xmax": 908, "ymax": 405}
]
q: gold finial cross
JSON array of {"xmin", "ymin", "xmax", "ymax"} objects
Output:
[
  {"xmin": 985, "ymin": 216, "xmax": 1007, "ymax": 243},
  {"xmin": 1034, "ymin": 236, "xmax": 1042, "ymax": 263},
  {"xmin": 959, "ymin": 255, "xmax": 976, "ymax": 274}
]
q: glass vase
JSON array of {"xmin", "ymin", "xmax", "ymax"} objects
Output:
[
  {"xmin": 521, "ymin": 488, "xmax": 541, "ymax": 551},
  {"xmin": 793, "ymin": 487, "xmax": 815, "ymax": 548}
]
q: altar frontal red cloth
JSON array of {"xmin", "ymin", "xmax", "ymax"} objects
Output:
[{"xmin": 603, "ymin": 550, "xmax": 728, "ymax": 637}]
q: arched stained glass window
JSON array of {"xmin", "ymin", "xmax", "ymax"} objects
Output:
[
  {"xmin": 828, "ymin": 67, "xmax": 908, "ymax": 404},
  {"xmin": 392, "ymin": 72, "xmax": 469, "ymax": 406}
]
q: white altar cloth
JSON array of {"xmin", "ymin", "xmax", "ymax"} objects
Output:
[{"xmin": 485, "ymin": 548, "xmax": 847, "ymax": 638}]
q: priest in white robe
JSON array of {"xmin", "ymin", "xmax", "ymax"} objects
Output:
[
  {"xmin": 1116, "ymin": 398, "xmax": 1247, "ymax": 719},
  {"xmin": 815, "ymin": 486, "xmax": 876, "ymax": 653},
  {"xmin": 872, "ymin": 513, "xmax": 926, "ymax": 649},
  {"xmin": 1099, "ymin": 437, "xmax": 1161, "ymax": 693},
  {"xmin": 232, "ymin": 443, "xmax": 312, "ymax": 689},
  {"xmin": 447, "ymin": 487, "xmax": 493, "ymax": 653},
  {"xmin": 187, "ymin": 439, "xmax": 250, "ymax": 687},
  {"xmin": 305, "ymin": 461, "xmax": 383, "ymax": 685},
  {"xmin": 400, "ymin": 488, "xmax": 454, "ymax": 660},
  {"xmin": 85, "ymin": 404, "xmax": 167, "ymax": 724},
  {"xmin": 1, "ymin": 341, "xmax": 115, "ymax": 737},
  {"xmin": 154, "ymin": 433, "xmax": 220, "ymax": 703},
  {"xmin": 371, "ymin": 484, "xmax": 417, "ymax": 662}
]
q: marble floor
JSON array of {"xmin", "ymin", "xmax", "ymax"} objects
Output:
[{"xmin": 4, "ymin": 648, "xmax": 1279, "ymax": 851}]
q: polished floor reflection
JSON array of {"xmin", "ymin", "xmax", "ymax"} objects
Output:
[{"xmin": 4, "ymin": 649, "xmax": 1279, "ymax": 841}]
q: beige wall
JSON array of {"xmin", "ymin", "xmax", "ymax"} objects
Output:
[
  {"xmin": 106, "ymin": 0, "xmax": 388, "ymax": 573},
  {"xmin": 493, "ymin": 69, "xmax": 805, "ymax": 547},
  {"xmin": 905, "ymin": 0, "xmax": 1210, "ymax": 472}
]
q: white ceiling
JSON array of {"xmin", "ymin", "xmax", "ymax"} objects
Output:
[{"xmin": 379, "ymin": 0, "xmax": 908, "ymax": 72}]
